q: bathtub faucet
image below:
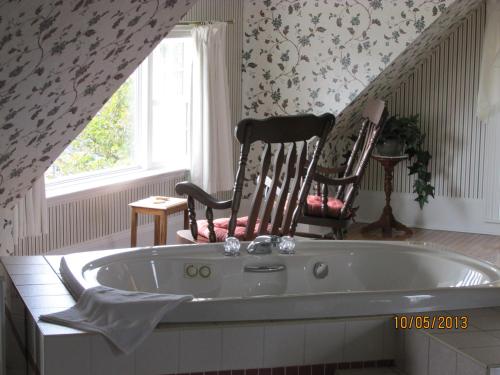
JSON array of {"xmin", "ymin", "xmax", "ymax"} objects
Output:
[{"xmin": 247, "ymin": 235, "xmax": 296, "ymax": 255}]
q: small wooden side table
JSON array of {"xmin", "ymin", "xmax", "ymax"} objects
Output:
[
  {"xmin": 129, "ymin": 196, "xmax": 189, "ymax": 247},
  {"xmin": 361, "ymin": 155, "xmax": 413, "ymax": 238}
]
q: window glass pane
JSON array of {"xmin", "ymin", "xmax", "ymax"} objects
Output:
[
  {"xmin": 150, "ymin": 37, "xmax": 192, "ymax": 168},
  {"xmin": 45, "ymin": 29, "xmax": 193, "ymax": 184},
  {"xmin": 45, "ymin": 76, "xmax": 136, "ymax": 181}
]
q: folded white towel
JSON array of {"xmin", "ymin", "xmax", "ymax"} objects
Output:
[{"xmin": 40, "ymin": 286, "xmax": 193, "ymax": 354}]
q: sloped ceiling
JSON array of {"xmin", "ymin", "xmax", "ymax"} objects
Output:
[
  {"xmin": 0, "ymin": 0, "xmax": 197, "ymax": 208},
  {"xmin": 333, "ymin": 0, "xmax": 483, "ymax": 137}
]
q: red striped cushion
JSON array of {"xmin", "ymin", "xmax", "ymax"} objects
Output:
[
  {"xmin": 306, "ymin": 195, "xmax": 345, "ymax": 218},
  {"xmin": 197, "ymin": 216, "xmax": 264, "ymax": 242}
]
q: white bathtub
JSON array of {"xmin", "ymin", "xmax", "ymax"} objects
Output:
[{"xmin": 60, "ymin": 240, "xmax": 500, "ymax": 323}]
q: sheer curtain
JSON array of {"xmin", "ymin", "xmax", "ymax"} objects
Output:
[
  {"xmin": 190, "ymin": 22, "xmax": 234, "ymax": 194},
  {"xmin": 12, "ymin": 176, "xmax": 48, "ymax": 242},
  {"xmin": 478, "ymin": 0, "xmax": 500, "ymax": 120},
  {"xmin": 479, "ymin": 0, "xmax": 500, "ymax": 221}
]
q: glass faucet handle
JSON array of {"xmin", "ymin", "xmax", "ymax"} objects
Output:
[
  {"xmin": 279, "ymin": 235, "xmax": 296, "ymax": 254},
  {"xmin": 224, "ymin": 236, "xmax": 241, "ymax": 256}
]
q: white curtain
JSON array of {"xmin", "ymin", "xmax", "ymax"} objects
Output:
[
  {"xmin": 479, "ymin": 0, "xmax": 500, "ymax": 221},
  {"xmin": 12, "ymin": 176, "xmax": 48, "ymax": 241},
  {"xmin": 190, "ymin": 22, "xmax": 234, "ymax": 194},
  {"xmin": 478, "ymin": 0, "xmax": 500, "ymax": 121}
]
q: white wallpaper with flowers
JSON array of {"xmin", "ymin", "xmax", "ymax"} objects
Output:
[
  {"xmin": 242, "ymin": 0, "xmax": 453, "ymax": 118},
  {"xmin": 239, "ymin": 0, "xmax": 459, "ymax": 198}
]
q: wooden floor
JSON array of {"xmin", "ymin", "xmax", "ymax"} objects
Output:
[{"xmin": 345, "ymin": 223, "xmax": 500, "ymax": 267}]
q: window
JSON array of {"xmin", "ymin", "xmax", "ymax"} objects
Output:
[{"xmin": 45, "ymin": 27, "xmax": 194, "ymax": 184}]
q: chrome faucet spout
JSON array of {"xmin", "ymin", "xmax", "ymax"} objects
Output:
[
  {"xmin": 246, "ymin": 235, "xmax": 296, "ymax": 255},
  {"xmin": 247, "ymin": 235, "xmax": 281, "ymax": 255}
]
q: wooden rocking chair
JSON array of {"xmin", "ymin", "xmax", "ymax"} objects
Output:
[
  {"xmin": 296, "ymin": 99, "xmax": 387, "ymax": 240},
  {"xmin": 175, "ymin": 113, "xmax": 335, "ymax": 243}
]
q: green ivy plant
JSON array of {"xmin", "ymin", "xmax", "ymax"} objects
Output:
[{"xmin": 378, "ymin": 115, "xmax": 435, "ymax": 208}]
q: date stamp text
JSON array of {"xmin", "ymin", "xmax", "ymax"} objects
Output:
[{"xmin": 393, "ymin": 315, "xmax": 469, "ymax": 330}]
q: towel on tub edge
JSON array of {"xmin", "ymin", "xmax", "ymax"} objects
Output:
[{"xmin": 40, "ymin": 286, "xmax": 193, "ymax": 355}]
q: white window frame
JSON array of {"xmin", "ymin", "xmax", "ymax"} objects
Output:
[{"xmin": 46, "ymin": 25, "xmax": 194, "ymax": 197}]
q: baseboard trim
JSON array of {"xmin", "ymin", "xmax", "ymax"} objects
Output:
[{"xmin": 356, "ymin": 190, "xmax": 500, "ymax": 235}]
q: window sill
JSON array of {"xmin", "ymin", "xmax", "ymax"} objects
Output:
[{"xmin": 46, "ymin": 168, "xmax": 188, "ymax": 205}]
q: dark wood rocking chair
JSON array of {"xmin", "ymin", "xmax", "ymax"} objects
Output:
[
  {"xmin": 296, "ymin": 99, "xmax": 388, "ymax": 240},
  {"xmin": 175, "ymin": 113, "xmax": 335, "ymax": 244}
]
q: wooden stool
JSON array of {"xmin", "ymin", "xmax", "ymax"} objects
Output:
[{"xmin": 129, "ymin": 196, "xmax": 189, "ymax": 247}]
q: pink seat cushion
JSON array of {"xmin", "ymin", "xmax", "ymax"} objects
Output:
[
  {"xmin": 306, "ymin": 195, "xmax": 345, "ymax": 218},
  {"xmin": 197, "ymin": 216, "xmax": 265, "ymax": 242}
]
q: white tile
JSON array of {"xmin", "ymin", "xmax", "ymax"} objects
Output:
[
  {"xmin": 304, "ymin": 320, "xmax": 345, "ymax": 364},
  {"xmin": 404, "ymin": 331, "xmax": 429, "ymax": 375},
  {"xmin": 263, "ymin": 322, "xmax": 304, "ymax": 367},
  {"xmin": 222, "ymin": 324, "xmax": 264, "ymax": 370},
  {"xmin": 26, "ymin": 314, "xmax": 39, "ymax": 367},
  {"xmin": 90, "ymin": 335, "xmax": 135, "ymax": 375},
  {"xmin": 383, "ymin": 319, "xmax": 397, "ymax": 359},
  {"xmin": 23, "ymin": 294, "xmax": 75, "ymax": 310},
  {"xmin": 11, "ymin": 273, "xmax": 61, "ymax": 285},
  {"xmin": 17, "ymin": 283, "xmax": 70, "ymax": 297},
  {"xmin": 483, "ymin": 330, "xmax": 500, "ymax": 341},
  {"xmin": 428, "ymin": 336, "xmax": 457, "ymax": 375},
  {"xmin": 38, "ymin": 321, "xmax": 85, "ymax": 336},
  {"xmin": 475, "ymin": 308, "xmax": 500, "ymax": 316},
  {"xmin": 6, "ymin": 321, "xmax": 27, "ymax": 374},
  {"xmin": 425, "ymin": 325, "xmax": 479, "ymax": 334},
  {"xmin": 8, "ymin": 289, "xmax": 26, "ymax": 316},
  {"xmin": 30, "ymin": 306, "xmax": 74, "ymax": 319},
  {"xmin": 1, "ymin": 256, "xmax": 47, "ymax": 265},
  {"xmin": 135, "ymin": 329, "xmax": 180, "ymax": 375},
  {"xmin": 9, "ymin": 315, "xmax": 25, "ymax": 340},
  {"xmin": 43, "ymin": 334, "xmax": 91, "ymax": 375},
  {"xmin": 461, "ymin": 346, "xmax": 500, "ymax": 367},
  {"xmin": 436, "ymin": 331, "xmax": 500, "ymax": 349},
  {"xmin": 179, "ymin": 327, "xmax": 222, "ymax": 372},
  {"xmin": 452, "ymin": 309, "xmax": 498, "ymax": 318},
  {"xmin": 344, "ymin": 318, "xmax": 384, "ymax": 362},
  {"xmin": 5, "ymin": 264, "xmax": 53, "ymax": 275},
  {"xmin": 394, "ymin": 330, "xmax": 406, "ymax": 370},
  {"xmin": 457, "ymin": 353, "xmax": 487, "ymax": 375},
  {"xmin": 465, "ymin": 310, "xmax": 500, "ymax": 331}
]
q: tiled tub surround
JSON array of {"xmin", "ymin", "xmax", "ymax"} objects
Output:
[
  {"xmin": 2, "ymin": 255, "xmax": 398, "ymax": 375},
  {"xmin": 3, "ymin": 257, "xmax": 500, "ymax": 375},
  {"xmin": 395, "ymin": 309, "xmax": 500, "ymax": 375}
]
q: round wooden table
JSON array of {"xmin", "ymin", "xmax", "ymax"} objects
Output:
[{"xmin": 361, "ymin": 154, "xmax": 413, "ymax": 238}]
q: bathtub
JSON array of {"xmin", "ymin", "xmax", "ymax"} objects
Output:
[{"xmin": 60, "ymin": 240, "xmax": 500, "ymax": 323}]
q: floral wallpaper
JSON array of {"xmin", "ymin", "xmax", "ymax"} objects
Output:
[
  {"xmin": 0, "ymin": 0, "xmax": 196, "ymax": 255},
  {"xmin": 240, "ymin": 0, "xmax": 480, "ymax": 193},
  {"xmin": 335, "ymin": 0, "xmax": 482, "ymax": 135},
  {"xmin": 242, "ymin": 0, "xmax": 453, "ymax": 119}
]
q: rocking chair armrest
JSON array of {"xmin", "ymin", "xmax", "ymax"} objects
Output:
[
  {"xmin": 312, "ymin": 173, "xmax": 358, "ymax": 186},
  {"xmin": 175, "ymin": 182, "xmax": 232, "ymax": 209},
  {"xmin": 314, "ymin": 165, "xmax": 346, "ymax": 176}
]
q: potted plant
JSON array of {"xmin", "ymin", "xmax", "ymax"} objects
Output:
[{"xmin": 376, "ymin": 115, "xmax": 435, "ymax": 208}]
